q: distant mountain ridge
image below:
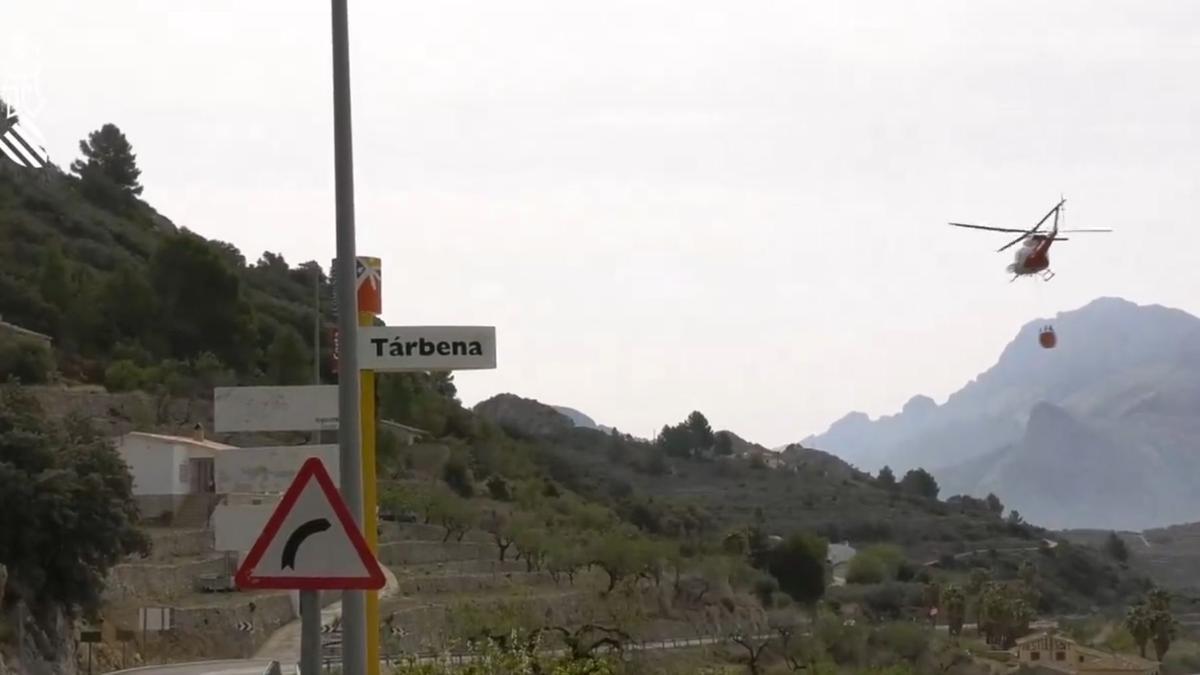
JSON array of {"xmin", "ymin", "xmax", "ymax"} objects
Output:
[
  {"xmin": 551, "ymin": 405, "xmax": 614, "ymax": 433},
  {"xmin": 801, "ymin": 297, "xmax": 1200, "ymax": 529}
]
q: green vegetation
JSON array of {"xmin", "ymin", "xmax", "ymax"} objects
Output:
[
  {"xmin": 0, "ymin": 113, "xmax": 1166, "ymax": 672},
  {"xmin": 897, "ymin": 468, "xmax": 938, "ymax": 501},
  {"xmin": 0, "ymin": 385, "xmax": 149, "ymax": 614},
  {"xmin": 387, "ymin": 632, "xmax": 618, "ymax": 674},
  {"xmin": 0, "ymin": 123, "xmax": 332, "ymax": 389},
  {"xmin": 846, "ymin": 546, "xmax": 910, "ymax": 585},
  {"xmin": 0, "ymin": 334, "xmax": 54, "ymax": 383},
  {"xmin": 1123, "ymin": 588, "xmax": 1179, "ymax": 661},
  {"xmin": 1106, "ymin": 531, "xmax": 1131, "ymax": 563}
]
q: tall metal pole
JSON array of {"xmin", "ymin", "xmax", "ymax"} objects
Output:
[
  {"xmin": 330, "ymin": 0, "xmax": 366, "ymax": 673},
  {"xmin": 313, "ymin": 267, "xmax": 322, "ymax": 445},
  {"xmin": 299, "ymin": 590, "xmax": 321, "ymax": 675},
  {"xmin": 314, "ymin": 268, "xmax": 321, "ymax": 386}
]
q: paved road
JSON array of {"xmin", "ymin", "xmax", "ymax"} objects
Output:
[{"xmin": 105, "ymin": 660, "xmax": 285, "ymax": 675}]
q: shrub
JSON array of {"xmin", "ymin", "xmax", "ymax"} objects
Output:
[
  {"xmin": 847, "ymin": 554, "xmax": 888, "ymax": 584},
  {"xmin": 104, "ymin": 359, "xmax": 145, "ymax": 392},
  {"xmin": 753, "ymin": 576, "xmax": 780, "ymax": 607},
  {"xmin": 871, "ymin": 622, "xmax": 929, "ymax": 663},
  {"xmin": 863, "ymin": 584, "xmax": 909, "ymax": 620},
  {"xmin": 441, "ymin": 456, "xmax": 475, "ymax": 498},
  {"xmin": 0, "ymin": 336, "xmax": 54, "ymax": 384},
  {"xmin": 486, "ymin": 475, "xmax": 512, "ymax": 501}
]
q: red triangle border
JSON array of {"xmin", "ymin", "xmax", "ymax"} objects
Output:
[{"xmin": 234, "ymin": 457, "xmax": 386, "ymax": 590}]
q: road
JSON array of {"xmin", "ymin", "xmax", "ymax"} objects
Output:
[
  {"xmin": 104, "ymin": 660, "xmax": 285, "ymax": 675},
  {"xmin": 106, "ymin": 566, "xmax": 399, "ymax": 675},
  {"xmin": 254, "ymin": 566, "xmax": 400, "ymax": 660},
  {"xmin": 924, "ymin": 539, "xmax": 1059, "ymax": 566}
]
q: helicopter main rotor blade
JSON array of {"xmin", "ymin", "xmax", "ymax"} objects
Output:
[
  {"xmin": 997, "ymin": 198, "xmax": 1067, "ymax": 252},
  {"xmin": 948, "ymin": 222, "xmax": 1032, "ymax": 233},
  {"xmin": 1057, "ymin": 228, "xmax": 1112, "ymax": 233}
]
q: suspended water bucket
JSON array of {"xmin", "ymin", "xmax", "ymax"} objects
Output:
[{"xmin": 1038, "ymin": 325, "xmax": 1057, "ymax": 349}]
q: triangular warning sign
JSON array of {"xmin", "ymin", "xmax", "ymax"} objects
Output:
[{"xmin": 235, "ymin": 457, "xmax": 385, "ymax": 590}]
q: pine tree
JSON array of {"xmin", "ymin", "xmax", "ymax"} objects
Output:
[
  {"xmin": 1105, "ymin": 531, "xmax": 1131, "ymax": 563},
  {"xmin": 71, "ymin": 123, "xmax": 143, "ymax": 196}
]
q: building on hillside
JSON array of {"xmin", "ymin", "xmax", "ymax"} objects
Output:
[
  {"xmin": 741, "ymin": 446, "xmax": 784, "ymax": 469},
  {"xmin": 379, "ymin": 419, "xmax": 431, "ymax": 445},
  {"xmin": 827, "ymin": 541, "xmax": 857, "ymax": 581},
  {"xmin": 116, "ymin": 425, "xmax": 234, "ymax": 525},
  {"xmin": 0, "ymin": 315, "xmax": 52, "ymax": 345},
  {"xmin": 1012, "ymin": 632, "xmax": 1159, "ymax": 674}
]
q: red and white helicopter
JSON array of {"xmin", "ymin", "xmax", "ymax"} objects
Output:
[{"xmin": 949, "ymin": 198, "xmax": 1111, "ymax": 281}]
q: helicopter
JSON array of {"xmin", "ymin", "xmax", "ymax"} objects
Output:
[{"xmin": 949, "ymin": 198, "xmax": 1111, "ymax": 281}]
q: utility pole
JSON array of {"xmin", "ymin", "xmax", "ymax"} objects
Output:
[
  {"xmin": 330, "ymin": 0, "xmax": 366, "ymax": 673},
  {"xmin": 313, "ymin": 266, "xmax": 322, "ymax": 445},
  {"xmin": 314, "ymin": 266, "xmax": 321, "ymax": 387}
]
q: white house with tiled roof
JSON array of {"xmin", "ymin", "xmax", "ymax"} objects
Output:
[{"xmin": 116, "ymin": 426, "xmax": 235, "ymax": 523}]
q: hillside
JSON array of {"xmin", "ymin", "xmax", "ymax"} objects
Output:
[
  {"xmin": 802, "ymin": 297, "xmax": 1200, "ymax": 529},
  {"xmin": 468, "ymin": 393, "xmax": 1151, "ymax": 614},
  {"xmin": 0, "ymin": 124, "xmax": 1163, "ymax": 671},
  {"xmin": 0, "ymin": 144, "xmax": 336, "ymax": 390},
  {"xmin": 1062, "ymin": 521, "xmax": 1200, "ymax": 592}
]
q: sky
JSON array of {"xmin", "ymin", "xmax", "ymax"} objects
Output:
[{"xmin": 4, "ymin": 1, "xmax": 1199, "ymax": 447}]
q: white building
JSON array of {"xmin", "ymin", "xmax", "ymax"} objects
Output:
[
  {"xmin": 827, "ymin": 541, "xmax": 857, "ymax": 584},
  {"xmin": 116, "ymin": 426, "xmax": 234, "ymax": 524},
  {"xmin": 379, "ymin": 419, "xmax": 430, "ymax": 445}
]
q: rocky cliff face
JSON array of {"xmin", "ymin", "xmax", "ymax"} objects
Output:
[
  {"xmin": 801, "ymin": 297, "xmax": 1200, "ymax": 529},
  {"xmin": 0, "ymin": 601, "xmax": 77, "ymax": 675}
]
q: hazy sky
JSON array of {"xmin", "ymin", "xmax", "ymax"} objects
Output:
[{"xmin": 5, "ymin": 1, "xmax": 1199, "ymax": 447}]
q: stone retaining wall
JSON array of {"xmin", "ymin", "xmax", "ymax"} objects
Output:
[
  {"xmin": 378, "ymin": 541, "xmax": 494, "ymax": 566},
  {"xmin": 398, "ymin": 559, "xmax": 528, "ymax": 576},
  {"xmin": 380, "ymin": 522, "xmax": 492, "ymax": 545},
  {"xmin": 105, "ymin": 556, "xmax": 234, "ymax": 602},
  {"xmin": 170, "ymin": 593, "xmax": 296, "ymax": 658},
  {"xmin": 141, "ymin": 528, "xmax": 214, "ymax": 561},
  {"xmin": 392, "ymin": 571, "xmax": 556, "ymax": 597}
]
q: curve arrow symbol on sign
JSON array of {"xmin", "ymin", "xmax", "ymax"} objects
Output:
[{"xmin": 282, "ymin": 518, "xmax": 331, "ymax": 569}]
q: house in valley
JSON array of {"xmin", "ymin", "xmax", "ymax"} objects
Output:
[{"xmin": 1012, "ymin": 632, "xmax": 1159, "ymax": 675}]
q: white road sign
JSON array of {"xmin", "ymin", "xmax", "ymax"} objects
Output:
[
  {"xmin": 357, "ymin": 326, "xmax": 496, "ymax": 372},
  {"xmin": 213, "ymin": 385, "xmax": 339, "ymax": 432},
  {"xmin": 138, "ymin": 607, "xmax": 172, "ymax": 632},
  {"xmin": 215, "ymin": 445, "xmax": 340, "ymax": 494},
  {"xmin": 234, "ymin": 458, "xmax": 384, "ymax": 590}
]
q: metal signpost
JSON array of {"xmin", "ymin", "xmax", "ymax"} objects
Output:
[
  {"xmin": 80, "ymin": 630, "xmax": 101, "ymax": 675},
  {"xmin": 354, "ymin": 256, "xmax": 383, "ymax": 675},
  {"xmin": 234, "ymin": 458, "xmax": 385, "ymax": 675},
  {"xmin": 115, "ymin": 628, "xmax": 136, "ymax": 669},
  {"xmin": 355, "ymin": 320, "xmax": 496, "ymax": 671},
  {"xmin": 329, "ymin": 0, "xmax": 367, "ymax": 670}
]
